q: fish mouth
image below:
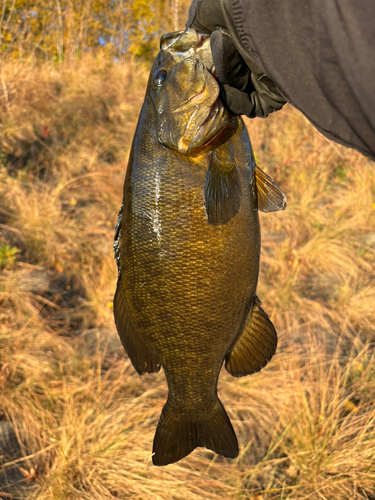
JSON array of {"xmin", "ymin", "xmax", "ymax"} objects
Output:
[
  {"xmin": 177, "ymin": 55, "xmax": 237, "ymax": 153},
  {"xmin": 168, "ymin": 57, "xmax": 218, "ymax": 114},
  {"xmin": 187, "ymin": 98, "xmax": 229, "ymax": 152},
  {"xmin": 157, "ymin": 78, "xmax": 236, "ymax": 155},
  {"xmin": 154, "ymin": 29, "xmax": 238, "ymax": 154}
]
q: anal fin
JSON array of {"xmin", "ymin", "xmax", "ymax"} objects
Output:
[
  {"xmin": 255, "ymin": 164, "xmax": 286, "ymax": 212},
  {"xmin": 113, "ymin": 281, "xmax": 161, "ymax": 375},
  {"xmin": 225, "ymin": 298, "xmax": 277, "ymax": 377}
]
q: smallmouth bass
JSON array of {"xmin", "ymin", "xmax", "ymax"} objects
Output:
[{"xmin": 114, "ymin": 29, "xmax": 286, "ymax": 466}]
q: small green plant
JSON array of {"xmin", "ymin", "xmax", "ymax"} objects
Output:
[{"xmin": 0, "ymin": 244, "xmax": 20, "ymax": 270}]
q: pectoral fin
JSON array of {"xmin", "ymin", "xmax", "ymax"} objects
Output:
[
  {"xmin": 204, "ymin": 151, "xmax": 241, "ymax": 225},
  {"xmin": 225, "ymin": 297, "xmax": 277, "ymax": 377},
  {"xmin": 255, "ymin": 164, "xmax": 286, "ymax": 212},
  {"xmin": 113, "ymin": 281, "xmax": 161, "ymax": 375}
]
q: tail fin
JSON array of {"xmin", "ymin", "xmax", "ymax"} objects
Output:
[{"xmin": 152, "ymin": 398, "xmax": 238, "ymax": 466}]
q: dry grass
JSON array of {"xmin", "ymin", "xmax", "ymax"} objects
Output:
[{"xmin": 0, "ymin": 57, "xmax": 374, "ymax": 500}]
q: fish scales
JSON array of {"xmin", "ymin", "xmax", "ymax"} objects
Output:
[
  {"xmin": 125, "ymin": 109, "xmax": 257, "ymax": 399},
  {"xmin": 114, "ymin": 29, "xmax": 286, "ymax": 466}
]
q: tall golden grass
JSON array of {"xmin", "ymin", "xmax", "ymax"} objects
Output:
[{"xmin": 0, "ymin": 57, "xmax": 374, "ymax": 499}]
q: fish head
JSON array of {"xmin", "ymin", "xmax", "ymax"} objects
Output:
[{"xmin": 148, "ymin": 29, "xmax": 238, "ymax": 156}]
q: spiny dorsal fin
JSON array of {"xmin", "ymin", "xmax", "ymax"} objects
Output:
[
  {"xmin": 225, "ymin": 298, "xmax": 277, "ymax": 377},
  {"xmin": 204, "ymin": 151, "xmax": 241, "ymax": 225},
  {"xmin": 255, "ymin": 164, "xmax": 286, "ymax": 212}
]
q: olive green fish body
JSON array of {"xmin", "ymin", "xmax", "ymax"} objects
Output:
[
  {"xmin": 121, "ymin": 103, "xmax": 258, "ymax": 400},
  {"xmin": 114, "ymin": 29, "xmax": 286, "ymax": 466}
]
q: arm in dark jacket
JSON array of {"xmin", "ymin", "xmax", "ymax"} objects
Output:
[{"xmin": 188, "ymin": 0, "xmax": 375, "ymax": 160}]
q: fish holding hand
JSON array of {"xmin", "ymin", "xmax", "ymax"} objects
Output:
[{"xmin": 113, "ymin": 29, "xmax": 286, "ymax": 466}]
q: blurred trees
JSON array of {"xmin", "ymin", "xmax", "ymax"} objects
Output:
[{"xmin": 0, "ymin": 0, "xmax": 190, "ymax": 62}]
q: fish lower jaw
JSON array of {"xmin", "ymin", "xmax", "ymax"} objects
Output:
[
  {"xmin": 173, "ymin": 101, "xmax": 225, "ymax": 155},
  {"xmin": 189, "ymin": 100, "xmax": 223, "ymax": 148},
  {"xmin": 187, "ymin": 101, "xmax": 236, "ymax": 155}
]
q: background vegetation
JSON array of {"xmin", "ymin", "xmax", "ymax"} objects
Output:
[
  {"xmin": 0, "ymin": 0, "xmax": 188, "ymax": 61},
  {"xmin": 0, "ymin": 2, "xmax": 375, "ymax": 499}
]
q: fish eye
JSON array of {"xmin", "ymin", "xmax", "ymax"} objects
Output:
[{"xmin": 154, "ymin": 69, "xmax": 167, "ymax": 87}]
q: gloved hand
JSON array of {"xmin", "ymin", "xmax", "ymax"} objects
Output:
[{"xmin": 187, "ymin": 0, "xmax": 286, "ymax": 118}]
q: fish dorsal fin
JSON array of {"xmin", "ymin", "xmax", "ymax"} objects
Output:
[
  {"xmin": 255, "ymin": 164, "xmax": 286, "ymax": 212},
  {"xmin": 225, "ymin": 297, "xmax": 277, "ymax": 377},
  {"xmin": 204, "ymin": 151, "xmax": 241, "ymax": 225}
]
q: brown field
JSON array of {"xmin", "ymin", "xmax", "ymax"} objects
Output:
[{"xmin": 0, "ymin": 57, "xmax": 374, "ymax": 499}]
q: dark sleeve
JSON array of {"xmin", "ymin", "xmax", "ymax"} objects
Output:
[{"xmin": 230, "ymin": 0, "xmax": 375, "ymax": 160}]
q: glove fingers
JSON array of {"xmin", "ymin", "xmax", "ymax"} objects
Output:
[
  {"xmin": 210, "ymin": 30, "xmax": 251, "ymax": 91},
  {"xmin": 222, "ymin": 84, "xmax": 283, "ymax": 118},
  {"xmin": 221, "ymin": 85, "xmax": 255, "ymax": 117}
]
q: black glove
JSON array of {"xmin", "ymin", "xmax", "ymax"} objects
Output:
[{"xmin": 187, "ymin": 0, "xmax": 286, "ymax": 118}]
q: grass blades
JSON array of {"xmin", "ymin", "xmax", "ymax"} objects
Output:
[{"xmin": 0, "ymin": 58, "xmax": 374, "ymax": 499}]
